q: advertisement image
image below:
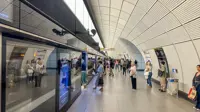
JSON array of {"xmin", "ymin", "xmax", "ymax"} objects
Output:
[{"xmin": 59, "ymin": 59, "xmax": 70, "ymax": 109}]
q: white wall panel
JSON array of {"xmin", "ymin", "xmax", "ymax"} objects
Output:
[
  {"xmin": 175, "ymin": 41, "xmax": 199, "ymax": 93},
  {"xmin": 110, "ymin": 8, "xmax": 120, "ymax": 17},
  {"xmin": 120, "ymin": 11, "xmax": 130, "ymax": 21},
  {"xmin": 111, "ymin": 0, "xmax": 123, "ymax": 10},
  {"xmin": 125, "ymin": 0, "xmax": 138, "ymax": 4},
  {"xmin": 129, "ymin": 27, "xmax": 142, "ymax": 39},
  {"xmin": 144, "ymin": 33, "xmax": 171, "ymax": 50},
  {"xmin": 163, "ymin": 45, "xmax": 184, "ymax": 91},
  {"xmin": 159, "ymin": 0, "xmax": 185, "ymax": 11},
  {"xmin": 148, "ymin": 49, "xmax": 160, "ymax": 80},
  {"xmin": 100, "ymin": 7, "xmax": 109, "ymax": 15},
  {"xmin": 121, "ymin": 1, "xmax": 135, "ymax": 14},
  {"xmin": 99, "ymin": 0, "xmax": 110, "ymax": 7},
  {"xmin": 159, "ymin": 13, "xmax": 181, "ymax": 31},
  {"xmin": 172, "ymin": 0, "xmax": 200, "ymax": 24},
  {"xmin": 184, "ymin": 18, "xmax": 200, "ymax": 40},
  {"xmin": 142, "ymin": 2, "xmax": 169, "ymax": 27},
  {"xmin": 126, "ymin": 6, "xmax": 146, "ymax": 29},
  {"xmin": 136, "ymin": 0, "xmax": 157, "ymax": 12},
  {"xmin": 193, "ymin": 39, "xmax": 200, "ymax": 59},
  {"xmin": 167, "ymin": 26, "xmax": 190, "ymax": 43}
]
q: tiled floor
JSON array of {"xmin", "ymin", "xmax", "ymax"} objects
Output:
[{"xmin": 68, "ymin": 70, "xmax": 195, "ymax": 112}]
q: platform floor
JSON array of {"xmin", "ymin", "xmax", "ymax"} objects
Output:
[{"xmin": 67, "ymin": 70, "xmax": 194, "ymax": 112}]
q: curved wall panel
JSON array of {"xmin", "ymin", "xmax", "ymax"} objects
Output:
[
  {"xmin": 163, "ymin": 45, "xmax": 184, "ymax": 91},
  {"xmin": 175, "ymin": 41, "xmax": 199, "ymax": 92}
]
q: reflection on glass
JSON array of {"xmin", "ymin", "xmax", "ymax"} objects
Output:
[
  {"xmin": 5, "ymin": 39, "xmax": 56, "ymax": 112},
  {"xmin": 58, "ymin": 48, "xmax": 82, "ymax": 110}
]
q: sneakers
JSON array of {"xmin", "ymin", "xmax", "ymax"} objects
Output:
[{"xmin": 193, "ymin": 107, "xmax": 200, "ymax": 110}]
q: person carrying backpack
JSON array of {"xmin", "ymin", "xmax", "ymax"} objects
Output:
[{"xmin": 158, "ymin": 61, "xmax": 167, "ymax": 92}]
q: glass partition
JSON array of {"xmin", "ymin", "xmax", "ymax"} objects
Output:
[
  {"xmin": 5, "ymin": 38, "xmax": 57, "ymax": 112},
  {"xmin": 58, "ymin": 48, "xmax": 82, "ymax": 110}
]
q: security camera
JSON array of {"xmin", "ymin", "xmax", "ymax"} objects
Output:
[
  {"xmin": 52, "ymin": 29, "xmax": 62, "ymax": 35},
  {"xmin": 91, "ymin": 29, "xmax": 96, "ymax": 36},
  {"xmin": 52, "ymin": 29, "xmax": 68, "ymax": 36}
]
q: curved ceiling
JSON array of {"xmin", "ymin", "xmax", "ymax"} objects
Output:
[
  {"xmin": 87, "ymin": 0, "xmax": 200, "ymax": 52},
  {"xmin": 109, "ymin": 38, "xmax": 141, "ymax": 58}
]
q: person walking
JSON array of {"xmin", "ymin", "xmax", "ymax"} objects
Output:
[
  {"xmin": 192, "ymin": 65, "xmax": 200, "ymax": 110},
  {"xmin": 122, "ymin": 60, "xmax": 127, "ymax": 76},
  {"xmin": 126, "ymin": 59, "xmax": 131, "ymax": 73},
  {"xmin": 110, "ymin": 58, "xmax": 114, "ymax": 77},
  {"xmin": 115, "ymin": 59, "xmax": 119, "ymax": 71},
  {"xmin": 130, "ymin": 63, "xmax": 137, "ymax": 89},
  {"xmin": 120, "ymin": 59, "xmax": 124, "ymax": 72}
]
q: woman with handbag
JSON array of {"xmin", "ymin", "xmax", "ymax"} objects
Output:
[
  {"xmin": 192, "ymin": 65, "xmax": 200, "ymax": 110},
  {"xmin": 93, "ymin": 61, "xmax": 104, "ymax": 90},
  {"xmin": 130, "ymin": 63, "xmax": 137, "ymax": 89},
  {"xmin": 25, "ymin": 60, "xmax": 34, "ymax": 83},
  {"xmin": 145, "ymin": 61, "xmax": 153, "ymax": 88}
]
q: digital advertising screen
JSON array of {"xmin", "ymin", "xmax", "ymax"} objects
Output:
[{"xmin": 59, "ymin": 60, "xmax": 70, "ymax": 109}]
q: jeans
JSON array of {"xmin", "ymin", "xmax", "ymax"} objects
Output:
[
  {"xmin": 196, "ymin": 86, "xmax": 200, "ymax": 109},
  {"xmin": 123, "ymin": 67, "xmax": 126, "ymax": 75},
  {"xmin": 147, "ymin": 72, "xmax": 152, "ymax": 87},
  {"xmin": 35, "ymin": 75, "xmax": 42, "ymax": 87},
  {"xmin": 81, "ymin": 71, "xmax": 87, "ymax": 85},
  {"xmin": 130, "ymin": 76, "xmax": 136, "ymax": 89}
]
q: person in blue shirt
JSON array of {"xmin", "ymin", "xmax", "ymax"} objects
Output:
[{"xmin": 93, "ymin": 61, "xmax": 104, "ymax": 89}]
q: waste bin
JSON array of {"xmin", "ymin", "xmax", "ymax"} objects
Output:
[{"xmin": 167, "ymin": 78, "xmax": 179, "ymax": 97}]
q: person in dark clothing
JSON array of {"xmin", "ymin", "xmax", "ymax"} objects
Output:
[
  {"xmin": 103, "ymin": 59, "xmax": 106, "ymax": 75},
  {"xmin": 109, "ymin": 59, "xmax": 114, "ymax": 76},
  {"xmin": 192, "ymin": 65, "xmax": 200, "ymax": 110},
  {"xmin": 122, "ymin": 60, "xmax": 127, "ymax": 76},
  {"xmin": 134, "ymin": 60, "xmax": 138, "ymax": 68},
  {"xmin": 126, "ymin": 59, "xmax": 131, "ymax": 73}
]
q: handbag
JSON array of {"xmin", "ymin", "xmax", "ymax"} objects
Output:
[
  {"xmin": 144, "ymin": 72, "xmax": 149, "ymax": 79},
  {"xmin": 28, "ymin": 69, "xmax": 33, "ymax": 74},
  {"xmin": 188, "ymin": 88, "xmax": 197, "ymax": 100}
]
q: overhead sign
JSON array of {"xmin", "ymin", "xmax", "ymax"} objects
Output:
[{"xmin": 100, "ymin": 48, "xmax": 115, "ymax": 51}]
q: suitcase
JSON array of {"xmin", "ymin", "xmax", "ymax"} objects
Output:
[{"xmin": 131, "ymin": 77, "xmax": 136, "ymax": 89}]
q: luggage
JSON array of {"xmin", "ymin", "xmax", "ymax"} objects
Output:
[{"xmin": 131, "ymin": 76, "xmax": 136, "ymax": 89}]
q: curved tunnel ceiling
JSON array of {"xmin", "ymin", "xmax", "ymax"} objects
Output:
[
  {"xmin": 86, "ymin": 0, "xmax": 200, "ymax": 55},
  {"xmin": 109, "ymin": 38, "xmax": 141, "ymax": 58}
]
